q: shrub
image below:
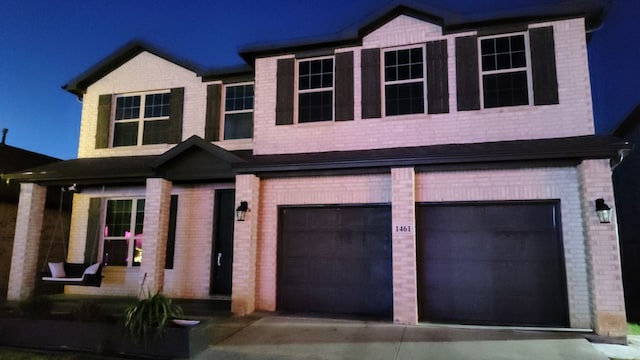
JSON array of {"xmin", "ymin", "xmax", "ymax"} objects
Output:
[{"xmin": 123, "ymin": 291, "xmax": 183, "ymax": 342}]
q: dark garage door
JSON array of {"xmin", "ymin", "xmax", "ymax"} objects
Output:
[
  {"xmin": 278, "ymin": 206, "xmax": 392, "ymax": 318},
  {"xmin": 417, "ymin": 201, "xmax": 569, "ymax": 327}
]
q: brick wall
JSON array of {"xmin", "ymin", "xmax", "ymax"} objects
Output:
[
  {"xmin": 253, "ymin": 17, "xmax": 594, "ymax": 156},
  {"xmin": 579, "ymin": 159, "xmax": 627, "ymax": 336},
  {"xmin": 66, "ymin": 182, "xmax": 234, "ymax": 298},
  {"xmin": 256, "ymin": 174, "xmax": 392, "ymax": 311},
  {"xmin": 253, "ymin": 166, "xmax": 593, "ymax": 329}
]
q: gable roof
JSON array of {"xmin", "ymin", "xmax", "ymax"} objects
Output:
[
  {"xmin": 239, "ymin": 0, "xmax": 610, "ymax": 61},
  {"xmin": 62, "ymin": 40, "xmax": 207, "ymax": 99},
  {"xmin": 62, "ymin": 2, "xmax": 610, "ymax": 95},
  {"xmin": 612, "ymin": 104, "xmax": 640, "ymax": 137}
]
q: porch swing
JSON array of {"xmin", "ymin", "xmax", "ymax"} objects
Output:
[{"xmin": 40, "ymin": 186, "xmax": 103, "ymax": 287}]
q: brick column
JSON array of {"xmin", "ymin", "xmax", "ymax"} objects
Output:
[
  {"xmin": 7, "ymin": 183, "xmax": 47, "ymax": 300},
  {"xmin": 579, "ymin": 159, "xmax": 627, "ymax": 337},
  {"xmin": 231, "ymin": 174, "xmax": 260, "ymax": 315},
  {"xmin": 391, "ymin": 167, "xmax": 418, "ymax": 324},
  {"xmin": 139, "ymin": 178, "xmax": 172, "ymax": 297}
]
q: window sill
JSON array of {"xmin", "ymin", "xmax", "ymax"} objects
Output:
[{"xmin": 214, "ymin": 138, "xmax": 253, "ymax": 151}]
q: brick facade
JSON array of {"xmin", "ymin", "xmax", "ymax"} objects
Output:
[{"xmin": 7, "ymin": 6, "xmax": 627, "ymax": 339}]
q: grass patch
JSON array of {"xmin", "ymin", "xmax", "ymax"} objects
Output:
[{"xmin": 628, "ymin": 323, "xmax": 640, "ymax": 335}]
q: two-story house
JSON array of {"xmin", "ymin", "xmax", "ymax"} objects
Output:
[{"xmin": 3, "ymin": 3, "xmax": 629, "ymax": 338}]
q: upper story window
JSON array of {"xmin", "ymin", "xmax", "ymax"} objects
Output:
[
  {"xmin": 113, "ymin": 91, "xmax": 171, "ymax": 147},
  {"xmin": 480, "ymin": 34, "xmax": 530, "ymax": 108},
  {"xmin": 223, "ymin": 83, "xmax": 254, "ymax": 140},
  {"xmin": 103, "ymin": 198, "xmax": 145, "ymax": 267},
  {"xmin": 298, "ymin": 57, "xmax": 334, "ymax": 123},
  {"xmin": 384, "ymin": 47, "xmax": 425, "ymax": 116}
]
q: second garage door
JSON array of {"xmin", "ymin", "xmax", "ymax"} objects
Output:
[
  {"xmin": 417, "ymin": 201, "xmax": 569, "ymax": 327},
  {"xmin": 277, "ymin": 206, "xmax": 393, "ymax": 318}
]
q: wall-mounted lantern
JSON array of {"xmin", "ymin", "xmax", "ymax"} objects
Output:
[
  {"xmin": 236, "ymin": 201, "xmax": 249, "ymax": 221},
  {"xmin": 595, "ymin": 198, "xmax": 612, "ymax": 224}
]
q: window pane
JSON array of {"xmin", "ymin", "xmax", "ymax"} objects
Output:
[
  {"xmin": 113, "ymin": 122, "xmax": 138, "ymax": 147},
  {"xmin": 105, "ymin": 199, "xmax": 132, "ymax": 237},
  {"xmin": 298, "ymin": 91, "xmax": 333, "ymax": 122},
  {"xmin": 144, "ymin": 93, "xmax": 170, "ymax": 118},
  {"xmin": 384, "ymin": 48, "xmax": 424, "ymax": 82},
  {"xmin": 483, "ymin": 71, "xmax": 529, "ymax": 108},
  {"xmin": 115, "ymin": 96, "xmax": 140, "ymax": 120},
  {"xmin": 142, "ymin": 119, "xmax": 169, "ymax": 145},
  {"xmin": 385, "ymin": 83, "xmax": 424, "ymax": 116},
  {"xmin": 299, "ymin": 59, "xmax": 333, "ymax": 90},
  {"xmin": 225, "ymin": 84, "xmax": 254, "ymax": 111},
  {"xmin": 480, "ymin": 34, "xmax": 527, "ymax": 71},
  {"xmin": 224, "ymin": 113, "xmax": 253, "ymax": 139}
]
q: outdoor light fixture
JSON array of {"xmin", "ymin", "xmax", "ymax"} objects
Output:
[
  {"xmin": 595, "ymin": 198, "xmax": 612, "ymax": 224},
  {"xmin": 236, "ymin": 201, "xmax": 249, "ymax": 221}
]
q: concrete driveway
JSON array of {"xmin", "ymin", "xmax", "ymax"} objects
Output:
[{"xmin": 193, "ymin": 315, "xmax": 611, "ymax": 360}]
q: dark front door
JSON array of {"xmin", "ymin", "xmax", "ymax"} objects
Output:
[
  {"xmin": 277, "ymin": 205, "xmax": 393, "ymax": 318},
  {"xmin": 211, "ymin": 189, "xmax": 235, "ymax": 295},
  {"xmin": 416, "ymin": 201, "xmax": 569, "ymax": 327}
]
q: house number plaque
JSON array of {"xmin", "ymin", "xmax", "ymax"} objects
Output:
[{"xmin": 394, "ymin": 225, "xmax": 413, "ymax": 233}]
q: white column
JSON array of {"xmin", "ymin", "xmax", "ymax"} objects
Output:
[
  {"xmin": 7, "ymin": 183, "xmax": 47, "ymax": 301},
  {"xmin": 139, "ymin": 178, "xmax": 172, "ymax": 297},
  {"xmin": 231, "ymin": 174, "xmax": 260, "ymax": 315},
  {"xmin": 391, "ymin": 167, "xmax": 418, "ymax": 324}
]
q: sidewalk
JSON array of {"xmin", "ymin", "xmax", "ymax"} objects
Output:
[{"xmin": 194, "ymin": 315, "xmax": 615, "ymax": 360}]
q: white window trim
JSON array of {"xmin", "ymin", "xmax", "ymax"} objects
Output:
[
  {"xmin": 111, "ymin": 90, "xmax": 171, "ymax": 147},
  {"xmin": 221, "ymin": 82, "xmax": 254, "ymax": 140},
  {"xmin": 101, "ymin": 197, "xmax": 145, "ymax": 268},
  {"xmin": 381, "ymin": 44, "xmax": 428, "ymax": 117},
  {"xmin": 294, "ymin": 55, "xmax": 335, "ymax": 124},
  {"xmin": 477, "ymin": 32, "xmax": 534, "ymax": 109}
]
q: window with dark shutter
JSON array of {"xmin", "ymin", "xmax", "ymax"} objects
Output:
[
  {"xmin": 426, "ymin": 40, "xmax": 449, "ymax": 114},
  {"xmin": 167, "ymin": 87, "xmax": 184, "ymax": 144},
  {"xmin": 84, "ymin": 198, "xmax": 102, "ymax": 264},
  {"xmin": 165, "ymin": 195, "xmax": 178, "ymax": 269},
  {"xmin": 205, "ymin": 84, "xmax": 222, "ymax": 141},
  {"xmin": 361, "ymin": 48, "xmax": 381, "ymax": 119},
  {"xmin": 335, "ymin": 51, "xmax": 354, "ymax": 121},
  {"xmin": 96, "ymin": 95, "xmax": 112, "ymax": 149},
  {"xmin": 276, "ymin": 58, "xmax": 295, "ymax": 125},
  {"xmin": 529, "ymin": 26, "xmax": 559, "ymax": 105},
  {"xmin": 455, "ymin": 36, "xmax": 481, "ymax": 111}
]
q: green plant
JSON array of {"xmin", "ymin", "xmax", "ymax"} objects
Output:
[{"xmin": 123, "ymin": 291, "xmax": 183, "ymax": 341}]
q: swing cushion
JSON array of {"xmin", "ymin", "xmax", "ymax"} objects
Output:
[
  {"xmin": 48, "ymin": 262, "xmax": 66, "ymax": 278},
  {"xmin": 83, "ymin": 263, "xmax": 100, "ymax": 275}
]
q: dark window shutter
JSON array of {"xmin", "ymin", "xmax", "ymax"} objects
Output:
[
  {"xmin": 96, "ymin": 94, "xmax": 112, "ymax": 149},
  {"xmin": 426, "ymin": 40, "xmax": 450, "ymax": 114},
  {"xmin": 335, "ymin": 51, "xmax": 354, "ymax": 121},
  {"xmin": 276, "ymin": 58, "xmax": 294, "ymax": 125},
  {"xmin": 205, "ymin": 84, "xmax": 222, "ymax": 141},
  {"xmin": 530, "ymin": 26, "xmax": 559, "ymax": 105},
  {"xmin": 167, "ymin": 87, "xmax": 184, "ymax": 144},
  {"xmin": 84, "ymin": 198, "xmax": 102, "ymax": 264},
  {"xmin": 165, "ymin": 195, "xmax": 178, "ymax": 269},
  {"xmin": 455, "ymin": 36, "xmax": 481, "ymax": 111},
  {"xmin": 361, "ymin": 48, "xmax": 381, "ymax": 119}
]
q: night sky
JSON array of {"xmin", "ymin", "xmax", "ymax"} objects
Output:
[{"xmin": 1, "ymin": 0, "xmax": 637, "ymax": 160}]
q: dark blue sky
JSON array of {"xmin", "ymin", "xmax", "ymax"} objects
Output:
[{"xmin": 0, "ymin": 0, "xmax": 637, "ymax": 160}]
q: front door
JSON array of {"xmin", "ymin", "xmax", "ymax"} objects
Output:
[{"xmin": 210, "ymin": 189, "xmax": 235, "ymax": 295}]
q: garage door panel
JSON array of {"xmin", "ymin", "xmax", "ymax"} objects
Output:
[
  {"xmin": 278, "ymin": 206, "xmax": 393, "ymax": 319},
  {"xmin": 417, "ymin": 202, "xmax": 569, "ymax": 327}
]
